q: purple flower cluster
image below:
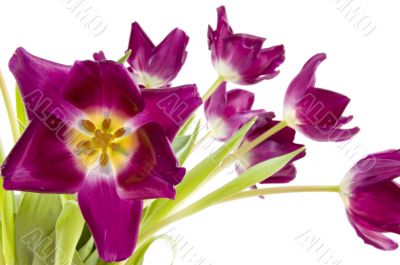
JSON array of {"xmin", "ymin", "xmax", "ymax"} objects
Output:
[{"xmin": 1, "ymin": 5, "xmax": 397, "ymax": 262}]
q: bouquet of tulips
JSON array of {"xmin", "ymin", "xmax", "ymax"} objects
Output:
[{"xmin": 0, "ymin": 5, "xmax": 399, "ymax": 265}]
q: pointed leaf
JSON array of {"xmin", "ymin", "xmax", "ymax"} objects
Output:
[
  {"xmin": 172, "ymin": 147, "xmax": 306, "ymax": 218},
  {"xmin": 142, "ymin": 118, "xmax": 256, "ymax": 228},
  {"xmin": 15, "ymin": 84, "xmax": 28, "ymax": 134},
  {"xmin": 177, "ymin": 120, "xmax": 201, "ymax": 165},
  {"xmin": 125, "ymin": 234, "xmax": 177, "ymax": 265},
  {"xmin": 171, "ymin": 135, "xmax": 191, "ymax": 154},
  {"xmin": 55, "ymin": 201, "xmax": 85, "ymax": 265},
  {"xmin": 14, "ymin": 193, "xmax": 62, "ymax": 264}
]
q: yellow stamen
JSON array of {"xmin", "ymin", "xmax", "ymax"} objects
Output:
[
  {"xmin": 114, "ymin": 127, "xmax": 126, "ymax": 138},
  {"xmin": 81, "ymin": 119, "xmax": 96, "ymax": 132}
]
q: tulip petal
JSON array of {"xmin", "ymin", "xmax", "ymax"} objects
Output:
[
  {"xmin": 348, "ymin": 211, "xmax": 398, "ymax": 250},
  {"xmin": 297, "ymin": 124, "xmax": 360, "ymax": 142},
  {"xmin": 128, "ymin": 22, "xmax": 155, "ymax": 68},
  {"xmin": 350, "ymin": 181, "xmax": 400, "ymax": 227},
  {"xmin": 225, "ymin": 88, "xmax": 255, "ymax": 114},
  {"xmin": 295, "ymin": 87, "xmax": 351, "ymax": 127},
  {"xmin": 78, "ymin": 175, "xmax": 142, "ymax": 262},
  {"xmin": 9, "ymin": 48, "xmax": 74, "ymax": 120},
  {"xmin": 347, "ymin": 150, "xmax": 400, "ymax": 190},
  {"xmin": 62, "ymin": 60, "xmax": 144, "ymax": 119},
  {"xmin": 284, "ymin": 53, "xmax": 326, "ymax": 109},
  {"xmin": 204, "ymin": 82, "xmax": 227, "ymax": 121},
  {"xmin": 236, "ymin": 120, "xmax": 305, "ymax": 183},
  {"xmin": 146, "ymin": 28, "xmax": 188, "ymax": 82},
  {"xmin": 138, "ymin": 84, "xmax": 202, "ymax": 140},
  {"xmin": 116, "ymin": 122, "xmax": 185, "ymax": 200},
  {"xmin": 128, "ymin": 22, "xmax": 188, "ymax": 88},
  {"xmin": 1, "ymin": 119, "xmax": 85, "ymax": 193},
  {"xmin": 209, "ymin": 6, "xmax": 284, "ymax": 85}
]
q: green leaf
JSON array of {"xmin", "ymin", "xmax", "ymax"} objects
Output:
[
  {"xmin": 0, "ymin": 138, "xmax": 16, "ymax": 265},
  {"xmin": 171, "ymin": 147, "xmax": 305, "ymax": 218},
  {"xmin": 171, "ymin": 135, "xmax": 191, "ymax": 154},
  {"xmin": 142, "ymin": 118, "xmax": 256, "ymax": 228},
  {"xmin": 55, "ymin": 201, "xmax": 85, "ymax": 265},
  {"xmin": 117, "ymin": 50, "xmax": 131, "ymax": 64},
  {"xmin": 15, "ymin": 85, "xmax": 28, "ymax": 134},
  {"xmin": 14, "ymin": 193, "xmax": 62, "ymax": 264},
  {"xmin": 0, "ymin": 179, "xmax": 16, "ymax": 265},
  {"xmin": 177, "ymin": 120, "xmax": 201, "ymax": 165},
  {"xmin": 78, "ymin": 236, "xmax": 94, "ymax": 262},
  {"xmin": 83, "ymin": 249, "xmax": 98, "ymax": 265},
  {"xmin": 72, "ymin": 252, "xmax": 85, "ymax": 265},
  {"xmin": 125, "ymin": 234, "xmax": 177, "ymax": 265},
  {"xmin": 177, "ymin": 115, "xmax": 196, "ymax": 137}
]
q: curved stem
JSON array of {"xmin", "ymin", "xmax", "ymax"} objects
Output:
[
  {"xmin": 236, "ymin": 120, "xmax": 287, "ymax": 157},
  {"xmin": 0, "ymin": 69, "xmax": 19, "ymax": 142},
  {"xmin": 201, "ymin": 76, "xmax": 224, "ymax": 102},
  {"xmin": 220, "ymin": 185, "xmax": 340, "ymax": 203},
  {"xmin": 137, "ymin": 184, "xmax": 339, "ymax": 247},
  {"xmin": 190, "ymin": 129, "xmax": 214, "ymax": 154}
]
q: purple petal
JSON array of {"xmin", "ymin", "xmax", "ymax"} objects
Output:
[
  {"xmin": 138, "ymin": 84, "xmax": 202, "ymax": 141},
  {"xmin": 208, "ymin": 6, "xmax": 233, "ymax": 53},
  {"xmin": 350, "ymin": 181, "xmax": 400, "ymax": 227},
  {"xmin": 204, "ymin": 82, "xmax": 227, "ymax": 121},
  {"xmin": 62, "ymin": 60, "xmax": 144, "ymax": 119},
  {"xmin": 93, "ymin": 51, "xmax": 106, "ymax": 61},
  {"xmin": 236, "ymin": 120, "xmax": 305, "ymax": 183},
  {"xmin": 205, "ymin": 83, "xmax": 269, "ymax": 141},
  {"xmin": 116, "ymin": 122, "xmax": 185, "ymax": 200},
  {"xmin": 215, "ymin": 110, "xmax": 266, "ymax": 141},
  {"xmin": 284, "ymin": 53, "xmax": 326, "ymax": 110},
  {"xmin": 78, "ymin": 175, "xmax": 142, "ymax": 262},
  {"xmin": 9, "ymin": 48, "xmax": 72, "ymax": 120},
  {"xmin": 208, "ymin": 7, "xmax": 284, "ymax": 85},
  {"xmin": 1, "ymin": 119, "xmax": 85, "ymax": 193},
  {"xmin": 347, "ymin": 211, "xmax": 398, "ymax": 250},
  {"xmin": 297, "ymin": 124, "xmax": 360, "ymax": 142},
  {"xmin": 260, "ymin": 164, "xmax": 296, "ymax": 184},
  {"xmin": 347, "ymin": 149, "xmax": 400, "ymax": 192},
  {"xmin": 128, "ymin": 22, "xmax": 189, "ymax": 88},
  {"xmin": 145, "ymin": 28, "xmax": 188, "ymax": 84},
  {"xmin": 225, "ymin": 88, "xmax": 255, "ymax": 114},
  {"xmin": 127, "ymin": 22, "xmax": 154, "ymax": 74},
  {"xmin": 295, "ymin": 87, "xmax": 350, "ymax": 127}
]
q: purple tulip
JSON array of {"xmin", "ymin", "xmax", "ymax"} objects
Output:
[
  {"xmin": 204, "ymin": 82, "xmax": 273, "ymax": 141},
  {"xmin": 1, "ymin": 48, "xmax": 200, "ymax": 261},
  {"xmin": 283, "ymin": 53, "xmax": 360, "ymax": 142},
  {"xmin": 235, "ymin": 116, "xmax": 306, "ymax": 183},
  {"xmin": 127, "ymin": 22, "xmax": 189, "ymax": 88},
  {"xmin": 340, "ymin": 150, "xmax": 400, "ymax": 250},
  {"xmin": 208, "ymin": 6, "xmax": 285, "ymax": 85}
]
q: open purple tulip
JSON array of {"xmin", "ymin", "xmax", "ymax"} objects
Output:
[
  {"xmin": 1, "ymin": 48, "xmax": 200, "ymax": 261},
  {"xmin": 208, "ymin": 6, "xmax": 285, "ymax": 85},
  {"xmin": 204, "ymin": 82, "xmax": 272, "ymax": 141},
  {"xmin": 339, "ymin": 150, "xmax": 400, "ymax": 250},
  {"xmin": 235, "ymin": 115, "xmax": 306, "ymax": 183},
  {"xmin": 127, "ymin": 22, "xmax": 189, "ymax": 88},
  {"xmin": 283, "ymin": 53, "xmax": 360, "ymax": 142}
]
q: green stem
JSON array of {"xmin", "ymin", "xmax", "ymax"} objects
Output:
[
  {"xmin": 190, "ymin": 129, "xmax": 214, "ymax": 154},
  {"xmin": 0, "ymin": 70, "xmax": 19, "ymax": 143},
  {"xmin": 137, "ymin": 184, "xmax": 339, "ymax": 247},
  {"xmin": 220, "ymin": 185, "xmax": 340, "ymax": 203},
  {"xmin": 236, "ymin": 120, "xmax": 287, "ymax": 156},
  {"xmin": 0, "ymin": 69, "xmax": 17, "ymax": 265},
  {"xmin": 201, "ymin": 76, "xmax": 224, "ymax": 102}
]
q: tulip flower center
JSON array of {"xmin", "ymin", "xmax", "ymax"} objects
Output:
[{"xmin": 71, "ymin": 113, "xmax": 136, "ymax": 171}]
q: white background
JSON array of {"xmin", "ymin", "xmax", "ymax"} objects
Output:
[{"xmin": 1, "ymin": 0, "xmax": 400, "ymax": 264}]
